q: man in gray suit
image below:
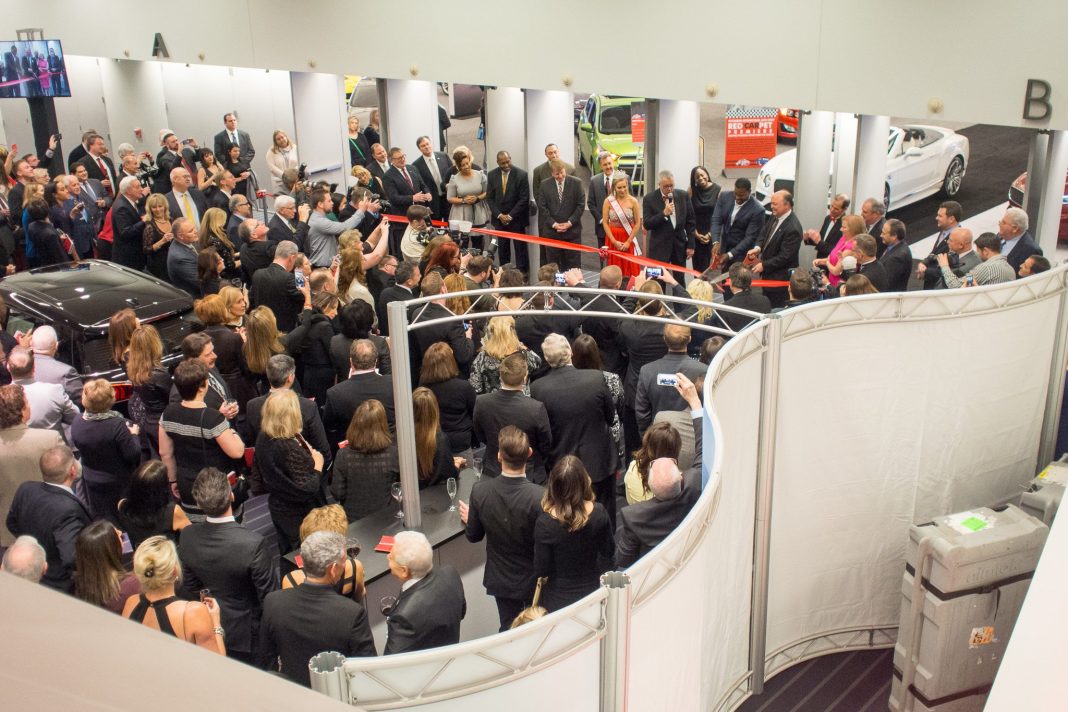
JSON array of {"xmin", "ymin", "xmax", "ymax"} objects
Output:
[
  {"xmin": 166, "ymin": 216, "xmax": 201, "ymax": 297},
  {"xmin": 0, "ymin": 384, "xmax": 64, "ymax": 547},
  {"xmin": 535, "ymin": 160, "xmax": 585, "ymax": 270},
  {"xmin": 587, "ymin": 152, "xmax": 616, "ymax": 245},
  {"xmin": 6, "ymin": 348, "xmax": 79, "ymax": 446},
  {"xmin": 30, "ymin": 326, "xmax": 83, "ymax": 403}
]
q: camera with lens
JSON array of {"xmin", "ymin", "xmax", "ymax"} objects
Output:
[
  {"xmin": 297, "ymin": 163, "xmax": 307, "ymax": 182},
  {"xmin": 135, "ymin": 159, "xmax": 159, "ymax": 188},
  {"xmin": 370, "ymin": 193, "xmax": 393, "ymax": 213},
  {"xmin": 923, "ymin": 251, "xmax": 958, "ymax": 271},
  {"xmin": 413, "ymin": 226, "xmax": 446, "ymax": 247}
]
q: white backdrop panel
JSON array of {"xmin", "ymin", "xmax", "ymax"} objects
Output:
[{"xmin": 765, "ymin": 292, "xmax": 1061, "ymax": 658}]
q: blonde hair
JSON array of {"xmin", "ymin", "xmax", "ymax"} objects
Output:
[
  {"xmin": 299, "ymin": 504, "xmax": 348, "ymax": 542},
  {"xmin": 133, "ymin": 536, "xmax": 181, "ymax": 591},
  {"xmin": 840, "ymin": 214, "xmax": 865, "ymax": 238},
  {"xmin": 444, "ymin": 273, "xmax": 471, "ymax": 315},
  {"xmin": 482, "ymin": 315, "xmax": 521, "ymax": 360},
  {"xmin": 337, "ymin": 246, "xmax": 366, "ymax": 296},
  {"xmin": 261, "ymin": 389, "xmax": 303, "ymax": 439},
  {"xmin": 198, "ymin": 207, "xmax": 233, "ymax": 253},
  {"xmin": 125, "ymin": 325, "xmax": 163, "ymax": 386},
  {"xmin": 243, "ymin": 306, "xmax": 284, "ymax": 375},
  {"xmin": 687, "ymin": 279, "xmax": 714, "ymax": 324},
  {"xmin": 218, "ymin": 286, "xmax": 245, "ymax": 321},
  {"xmin": 510, "ymin": 606, "xmax": 547, "ymax": 629},
  {"xmin": 339, "ymin": 228, "xmax": 363, "ymax": 254},
  {"xmin": 145, "ymin": 193, "xmax": 171, "ymax": 221},
  {"xmin": 351, "ymin": 165, "xmax": 372, "ymax": 183},
  {"xmin": 81, "ymin": 378, "xmax": 115, "ymax": 414}
]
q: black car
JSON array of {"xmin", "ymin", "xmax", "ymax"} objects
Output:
[{"xmin": 0, "ymin": 261, "xmax": 196, "ymax": 400}]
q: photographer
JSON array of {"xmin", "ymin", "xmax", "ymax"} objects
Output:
[
  {"xmin": 774, "ymin": 267, "xmax": 821, "ymax": 311},
  {"xmin": 461, "ymin": 254, "xmax": 499, "ymax": 314},
  {"xmin": 923, "ymin": 228, "xmax": 978, "ymax": 289},
  {"xmin": 400, "ymin": 204, "xmax": 436, "ymax": 263},
  {"xmin": 938, "ymin": 231, "xmax": 1015, "ymax": 287}
]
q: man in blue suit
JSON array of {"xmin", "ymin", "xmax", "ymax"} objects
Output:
[
  {"xmin": 710, "ymin": 177, "xmax": 766, "ymax": 271},
  {"xmin": 998, "ymin": 207, "xmax": 1041, "ymax": 275}
]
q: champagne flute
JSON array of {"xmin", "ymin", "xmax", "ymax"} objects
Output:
[
  {"xmin": 391, "ymin": 482, "xmax": 403, "ymax": 518},
  {"xmin": 472, "ymin": 454, "xmax": 483, "ymax": 480},
  {"xmin": 446, "ymin": 477, "xmax": 458, "ymax": 512}
]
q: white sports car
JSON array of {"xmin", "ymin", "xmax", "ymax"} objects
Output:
[{"xmin": 754, "ymin": 124, "xmax": 969, "ymax": 211}]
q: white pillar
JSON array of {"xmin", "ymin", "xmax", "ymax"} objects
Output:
[
  {"xmin": 524, "ymin": 89, "xmax": 574, "ymax": 182},
  {"xmin": 485, "ymin": 87, "xmax": 526, "ymax": 173},
  {"xmin": 1024, "ymin": 131, "xmax": 1050, "ymax": 231},
  {"xmin": 381, "ymin": 78, "xmax": 439, "ymax": 156},
  {"xmin": 654, "ymin": 100, "xmax": 700, "ymax": 190},
  {"xmin": 1036, "ymin": 130, "xmax": 1068, "ymax": 258},
  {"xmin": 852, "ymin": 114, "xmax": 890, "ymax": 209},
  {"xmin": 830, "ymin": 112, "xmax": 857, "ymax": 201},
  {"xmin": 794, "ymin": 110, "xmax": 835, "ymax": 231},
  {"xmin": 290, "ymin": 72, "xmax": 348, "ymax": 189}
]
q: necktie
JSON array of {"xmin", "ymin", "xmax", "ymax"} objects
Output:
[
  {"xmin": 82, "ymin": 181, "xmax": 96, "ymax": 201},
  {"xmin": 402, "ymin": 167, "xmax": 413, "ymax": 190},
  {"xmin": 501, "ymin": 171, "xmax": 508, "ymax": 194},
  {"xmin": 181, "ymin": 192, "xmax": 195, "ymax": 223},
  {"xmin": 96, "ymin": 158, "xmax": 113, "ymax": 195},
  {"xmin": 605, "ymin": 176, "xmax": 610, "ymax": 194},
  {"xmin": 231, "ymin": 131, "xmax": 238, "ymax": 147},
  {"xmin": 427, "ymin": 156, "xmax": 441, "ymax": 187},
  {"xmin": 557, "ymin": 181, "xmax": 564, "ymax": 200},
  {"xmin": 666, "ymin": 194, "xmax": 676, "ymax": 228},
  {"xmin": 823, "ymin": 217, "xmax": 834, "ymax": 241}
]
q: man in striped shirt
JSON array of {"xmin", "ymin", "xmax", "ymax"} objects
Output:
[{"xmin": 937, "ymin": 232, "xmax": 1016, "ymax": 288}]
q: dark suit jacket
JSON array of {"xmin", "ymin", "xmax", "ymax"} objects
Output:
[
  {"xmin": 377, "ymin": 284, "xmax": 416, "ymax": 338},
  {"xmin": 576, "ymin": 292, "xmax": 628, "ymax": 375},
  {"xmin": 67, "ymin": 144, "xmax": 88, "ymax": 172},
  {"xmin": 178, "ymin": 520, "xmax": 278, "ymax": 654},
  {"xmin": 588, "ymin": 172, "xmax": 614, "ymax": 240},
  {"xmin": 515, "ymin": 311, "xmax": 578, "ymax": 363},
  {"xmin": 535, "ymin": 175, "xmax": 584, "ymax": 243},
  {"xmin": 879, "ymin": 240, "xmax": 913, "ymax": 292},
  {"xmin": 367, "ymin": 161, "xmax": 389, "ymax": 185},
  {"xmin": 210, "ymin": 189, "xmax": 234, "ymax": 217},
  {"xmin": 721, "ymin": 289, "xmax": 772, "ymax": 332},
  {"xmin": 267, "ymin": 215, "xmax": 306, "ymax": 253},
  {"xmin": 110, "ymin": 196, "xmax": 147, "ymax": 270},
  {"xmin": 240, "ymin": 239, "xmax": 277, "ymax": 284},
  {"xmin": 634, "ymin": 353, "xmax": 709, "ymax": 433},
  {"xmin": 250, "ymin": 263, "xmax": 305, "ymax": 332},
  {"xmin": 710, "ymin": 194, "xmax": 765, "ymax": 262},
  {"xmin": 413, "ymin": 152, "xmax": 452, "ymax": 217},
  {"xmin": 1006, "ymin": 231, "xmax": 1041, "ymax": 273},
  {"xmin": 384, "ymin": 565, "xmax": 466, "ymax": 655},
  {"xmin": 757, "ymin": 212, "xmax": 803, "ymax": 281},
  {"xmin": 78, "ymin": 155, "xmax": 117, "ymax": 193},
  {"xmin": 486, "ymin": 167, "xmax": 530, "ymax": 231},
  {"xmin": 382, "ymin": 164, "xmax": 428, "ymax": 215},
  {"xmin": 866, "ymin": 218, "xmax": 886, "ymax": 258},
  {"xmin": 410, "ymin": 302, "xmax": 475, "ymax": 379},
  {"xmin": 642, "ymin": 189, "xmax": 697, "ymax": 262},
  {"xmin": 153, "ymin": 149, "xmax": 182, "ymax": 194},
  {"xmin": 814, "ymin": 215, "xmax": 844, "ymax": 259},
  {"xmin": 531, "ymin": 366, "xmax": 616, "ymax": 482},
  {"xmin": 322, "ymin": 372, "xmax": 395, "ymax": 445},
  {"xmin": 166, "ymin": 241, "xmax": 200, "ymax": 297},
  {"xmin": 464, "ymin": 473, "xmax": 545, "ymax": 599},
  {"xmin": 247, "ymin": 391, "xmax": 331, "ymax": 468},
  {"xmin": 165, "ymin": 188, "xmax": 208, "ymax": 225},
  {"xmin": 617, "ymin": 320, "xmax": 668, "ymax": 408},
  {"xmin": 5, "ymin": 481, "xmax": 92, "ymax": 592},
  {"xmin": 214, "ymin": 129, "xmax": 255, "ymax": 165},
  {"xmin": 473, "ymin": 389, "xmax": 553, "ymax": 484},
  {"xmin": 855, "ymin": 259, "xmax": 889, "ymax": 292},
  {"xmin": 260, "ymin": 582, "xmax": 376, "ymax": 685}
]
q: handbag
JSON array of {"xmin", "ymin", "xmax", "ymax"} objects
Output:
[{"xmin": 511, "ymin": 576, "xmax": 549, "ymax": 629}]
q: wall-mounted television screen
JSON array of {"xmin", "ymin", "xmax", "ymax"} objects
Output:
[{"xmin": 0, "ymin": 39, "xmax": 70, "ymax": 98}]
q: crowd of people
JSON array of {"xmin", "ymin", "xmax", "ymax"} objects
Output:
[{"xmin": 0, "ymin": 113, "xmax": 1055, "ymax": 688}]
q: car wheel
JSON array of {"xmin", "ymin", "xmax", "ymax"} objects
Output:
[{"xmin": 942, "ymin": 156, "xmax": 964, "ymax": 197}]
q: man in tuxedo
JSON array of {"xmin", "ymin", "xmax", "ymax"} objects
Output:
[
  {"xmin": 7, "ymin": 349, "xmax": 79, "ymax": 446},
  {"xmin": 377, "ymin": 261, "xmax": 420, "ymax": 337},
  {"xmin": 720, "ymin": 264, "xmax": 771, "ymax": 331},
  {"xmin": 166, "ymin": 168, "xmax": 207, "ymax": 228},
  {"xmin": 213, "ymin": 112, "xmax": 256, "ymax": 167},
  {"xmin": 530, "ymin": 143, "xmax": 574, "ymax": 196},
  {"xmin": 6, "ymin": 446, "xmax": 90, "ymax": 592},
  {"xmin": 642, "ymin": 171, "xmax": 696, "ymax": 279},
  {"xmin": 29, "ymin": 327, "xmax": 83, "ymax": 404},
  {"xmin": 62, "ymin": 175, "xmax": 97, "ymax": 259},
  {"xmin": 710, "ymin": 177, "xmax": 765, "ymax": 270},
  {"xmin": 367, "ymin": 143, "xmax": 390, "ymax": 184},
  {"xmin": 260, "ymin": 531, "xmax": 376, "ymax": 684},
  {"xmin": 860, "ymin": 197, "xmax": 887, "ymax": 257},
  {"xmin": 78, "ymin": 134, "xmax": 117, "ymax": 197},
  {"xmin": 166, "ymin": 217, "xmax": 201, "ymax": 297},
  {"xmin": 179, "ymin": 467, "xmax": 278, "ymax": 666},
  {"xmin": 383, "ymin": 147, "xmax": 434, "ymax": 256},
  {"xmin": 535, "ymin": 160, "xmax": 584, "ymax": 270},
  {"xmin": 267, "ymin": 195, "xmax": 310, "ymax": 254},
  {"xmin": 250, "ymin": 241, "xmax": 309, "ymax": 331},
  {"xmin": 588, "ymin": 152, "xmax": 616, "ymax": 245},
  {"xmin": 998, "ymin": 207, "xmax": 1041, "ymax": 273},
  {"xmin": 634, "ymin": 324, "xmax": 709, "ymax": 435},
  {"xmin": 879, "ymin": 218, "xmax": 913, "ymax": 292},
  {"xmin": 384, "ymin": 531, "xmax": 466, "ymax": 655},
  {"xmin": 531, "ymin": 334, "xmax": 617, "ymax": 519},
  {"xmin": 459, "ymin": 427, "xmax": 544, "ymax": 631},
  {"xmin": 246, "ymin": 355, "xmax": 330, "ymax": 461},
  {"xmin": 486, "ymin": 151, "xmax": 530, "ymax": 274},
  {"xmin": 804, "ymin": 194, "xmax": 849, "ymax": 259},
  {"xmin": 409, "ymin": 272, "xmax": 475, "ymax": 377},
  {"xmin": 747, "ymin": 189, "xmax": 802, "ymax": 308},
  {"xmin": 852, "ymin": 234, "xmax": 889, "ymax": 292},
  {"xmin": 473, "ymin": 353, "xmax": 553, "ymax": 484},
  {"xmin": 322, "ymin": 340, "xmax": 395, "ymax": 445},
  {"xmin": 413, "ymin": 135, "xmax": 451, "ymax": 219}
]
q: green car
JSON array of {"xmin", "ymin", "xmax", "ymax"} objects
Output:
[{"xmin": 577, "ymin": 94, "xmax": 645, "ymax": 188}]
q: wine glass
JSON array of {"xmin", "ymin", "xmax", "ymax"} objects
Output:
[
  {"xmin": 446, "ymin": 477, "xmax": 458, "ymax": 511},
  {"xmin": 391, "ymin": 482, "xmax": 403, "ymax": 518},
  {"xmin": 472, "ymin": 454, "xmax": 483, "ymax": 480}
]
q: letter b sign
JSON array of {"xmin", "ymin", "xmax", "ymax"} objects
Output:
[{"xmin": 1023, "ymin": 79, "xmax": 1052, "ymax": 121}]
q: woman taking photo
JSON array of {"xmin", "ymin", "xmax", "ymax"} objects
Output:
[
  {"xmin": 533, "ymin": 456, "xmax": 615, "ymax": 612},
  {"xmin": 330, "ymin": 300, "xmax": 389, "ymax": 382},
  {"xmin": 117, "ymin": 460, "xmax": 192, "ymax": 550},
  {"xmin": 159, "ymin": 359, "xmax": 245, "ymax": 505},
  {"xmin": 199, "ymin": 207, "xmax": 241, "ymax": 281},
  {"xmin": 253, "ymin": 389, "xmax": 326, "ymax": 553},
  {"xmin": 196, "ymin": 148, "xmax": 223, "ymax": 199},
  {"xmin": 469, "ymin": 315, "xmax": 542, "ymax": 395},
  {"xmin": 195, "ymin": 294, "xmax": 255, "ymax": 411},
  {"xmin": 419, "ymin": 343, "xmax": 476, "ymax": 455},
  {"xmin": 331, "ymin": 399, "xmax": 399, "ymax": 522},
  {"xmin": 688, "ymin": 166, "xmax": 721, "ymax": 274},
  {"xmin": 413, "ymin": 387, "xmax": 460, "ymax": 489},
  {"xmin": 446, "ymin": 148, "xmax": 490, "ymax": 247},
  {"xmin": 73, "ymin": 520, "xmax": 140, "ymax": 614},
  {"xmin": 244, "ymin": 306, "xmax": 286, "ymax": 394},
  {"xmin": 601, "ymin": 175, "xmax": 641, "ymax": 279},
  {"xmin": 70, "ymin": 379, "xmax": 143, "ymax": 522},
  {"xmin": 122, "ymin": 536, "xmax": 225, "ymax": 655},
  {"xmin": 266, "ymin": 130, "xmax": 299, "ymax": 194},
  {"xmin": 142, "ymin": 193, "xmax": 175, "ymax": 281},
  {"xmin": 345, "ymin": 115, "xmax": 371, "ymax": 168},
  {"xmin": 286, "ymin": 291, "xmax": 339, "ymax": 406},
  {"xmin": 197, "ymin": 247, "xmax": 224, "ymax": 297},
  {"xmin": 125, "ymin": 325, "xmax": 171, "ymax": 458}
]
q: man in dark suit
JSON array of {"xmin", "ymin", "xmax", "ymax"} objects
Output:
[
  {"xmin": 535, "ymin": 160, "xmax": 585, "ymax": 270},
  {"xmin": 5, "ymin": 445, "xmax": 91, "ymax": 592},
  {"xmin": 246, "ymin": 355, "xmax": 330, "ymax": 467},
  {"xmin": 383, "ymin": 147, "xmax": 434, "ymax": 255},
  {"xmin": 384, "ymin": 531, "xmax": 466, "ymax": 654},
  {"xmin": 747, "ymin": 190, "xmax": 803, "ymax": 308},
  {"xmin": 645, "ymin": 174, "xmax": 701, "ymax": 276},
  {"xmin": 367, "ymin": 143, "xmax": 390, "ymax": 185},
  {"xmin": 62, "ymin": 175, "xmax": 97, "ymax": 259},
  {"xmin": 634, "ymin": 324, "xmax": 709, "ymax": 435},
  {"xmin": 409, "ymin": 272, "xmax": 475, "ymax": 378},
  {"xmin": 852, "ymin": 234, "xmax": 889, "ymax": 292},
  {"xmin": 413, "ymin": 135, "xmax": 451, "ymax": 219},
  {"xmin": 238, "ymin": 219, "xmax": 276, "ymax": 284},
  {"xmin": 66, "ymin": 131, "xmax": 97, "ymax": 172},
  {"xmin": 721, "ymin": 263, "xmax": 771, "ymax": 331},
  {"xmin": 227, "ymin": 196, "xmax": 253, "ymax": 247},
  {"xmin": 377, "ymin": 261, "xmax": 420, "ymax": 338},
  {"xmin": 473, "ymin": 353, "xmax": 553, "ymax": 484},
  {"xmin": 486, "ymin": 151, "xmax": 530, "ymax": 274},
  {"xmin": 570, "ymin": 266, "xmax": 628, "ymax": 376},
  {"xmin": 166, "ymin": 217, "xmax": 201, "ymax": 297},
  {"xmin": 804, "ymin": 194, "xmax": 849, "ymax": 260},
  {"xmin": 918, "ymin": 200, "xmax": 964, "ymax": 288},
  {"xmin": 153, "ymin": 133, "xmax": 186, "ymax": 195},
  {"xmin": 998, "ymin": 207, "xmax": 1041, "ymax": 274},
  {"xmin": 110, "ymin": 176, "xmax": 149, "ymax": 270},
  {"xmin": 179, "ymin": 468, "xmax": 278, "ymax": 666},
  {"xmin": 711, "ymin": 178, "xmax": 765, "ymax": 270},
  {"xmin": 459, "ymin": 427, "xmax": 544, "ymax": 631},
  {"xmin": 322, "ymin": 339, "xmax": 395, "ymax": 446},
  {"xmin": 165, "ymin": 167, "xmax": 208, "ymax": 227},
  {"xmin": 588, "ymin": 152, "xmax": 616, "ymax": 245},
  {"xmin": 213, "ymin": 112, "xmax": 256, "ymax": 167},
  {"xmin": 2, "ymin": 45, "xmax": 21, "ymax": 98},
  {"xmin": 211, "ymin": 171, "xmax": 237, "ymax": 216},
  {"xmin": 250, "ymin": 241, "xmax": 309, "ymax": 332},
  {"xmin": 531, "ymin": 334, "xmax": 617, "ymax": 519},
  {"xmin": 530, "ymin": 143, "xmax": 574, "ymax": 197},
  {"xmin": 515, "ymin": 287, "xmax": 579, "ymax": 364},
  {"xmin": 72, "ymin": 162, "xmax": 110, "ymax": 230},
  {"xmin": 266, "ymin": 196, "xmax": 309, "ymax": 253},
  {"xmin": 860, "ymin": 197, "xmax": 887, "ymax": 258},
  {"xmin": 78, "ymin": 134, "xmax": 117, "ymax": 197},
  {"xmin": 260, "ymin": 531, "xmax": 376, "ymax": 684},
  {"xmin": 878, "ymin": 218, "xmax": 913, "ymax": 292},
  {"xmin": 616, "ymin": 452, "xmax": 702, "ymax": 568}
]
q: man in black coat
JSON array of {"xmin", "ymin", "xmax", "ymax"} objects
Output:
[
  {"xmin": 238, "ymin": 219, "xmax": 276, "ymax": 285},
  {"xmin": 634, "ymin": 324, "xmax": 709, "ymax": 435},
  {"xmin": 5, "ymin": 445, "xmax": 91, "ymax": 592},
  {"xmin": 720, "ymin": 264, "xmax": 772, "ymax": 332},
  {"xmin": 535, "ymin": 160, "xmax": 585, "ymax": 270},
  {"xmin": 178, "ymin": 468, "xmax": 278, "ymax": 666},
  {"xmin": 747, "ymin": 190, "xmax": 803, "ymax": 308},
  {"xmin": 486, "ymin": 151, "xmax": 530, "ymax": 274},
  {"xmin": 860, "ymin": 197, "xmax": 887, "ymax": 258},
  {"xmin": 804, "ymin": 194, "xmax": 849, "ymax": 260},
  {"xmin": 413, "ymin": 135, "xmax": 451, "ymax": 219},
  {"xmin": 384, "ymin": 531, "xmax": 466, "ymax": 655},
  {"xmin": 110, "ymin": 176, "xmax": 148, "ymax": 270},
  {"xmin": 473, "ymin": 353, "xmax": 553, "ymax": 484},
  {"xmin": 377, "ymin": 261, "xmax": 420, "ymax": 337},
  {"xmin": 570, "ymin": 266, "xmax": 628, "ymax": 377},
  {"xmin": 642, "ymin": 170, "xmax": 696, "ymax": 280},
  {"xmin": 249, "ymin": 241, "xmax": 309, "ymax": 333},
  {"xmin": 266, "ymin": 195, "xmax": 310, "ymax": 254},
  {"xmin": 409, "ymin": 272, "xmax": 475, "ymax": 378},
  {"xmin": 710, "ymin": 178, "xmax": 765, "ymax": 270},
  {"xmin": 588, "ymin": 151, "xmax": 616, "ymax": 245},
  {"xmin": 382, "ymin": 147, "xmax": 433, "ymax": 255},
  {"xmin": 459, "ymin": 426, "xmax": 545, "ymax": 631},
  {"xmin": 322, "ymin": 339, "xmax": 395, "ymax": 446},
  {"xmin": 852, "ymin": 234, "xmax": 889, "ymax": 293},
  {"xmin": 213, "ymin": 112, "xmax": 256, "ymax": 166},
  {"xmin": 77, "ymin": 135, "xmax": 117, "ymax": 197},
  {"xmin": 999, "ymin": 207, "xmax": 1042, "ymax": 274},
  {"xmin": 260, "ymin": 531, "xmax": 375, "ymax": 684},
  {"xmin": 878, "ymin": 218, "xmax": 913, "ymax": 292},
  {"xmin": 514, "ymin": 287, "xmax": 579, "ymax": 364},
  {"xmin": 246, "ymin": 355, "xmax": 331, "ymax": 468}
]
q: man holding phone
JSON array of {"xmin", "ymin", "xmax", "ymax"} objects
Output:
[{"xmin": 642, "ymin": 171, "xmax": 696, "ymax": 282}]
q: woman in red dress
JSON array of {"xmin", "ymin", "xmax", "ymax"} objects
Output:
[{"xmin": 600, "ymin": 175, "xmax": 642, "ymax": 279}]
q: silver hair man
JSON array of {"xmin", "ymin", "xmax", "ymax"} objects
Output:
[
  {"xmin": 1, "ymin": 535, "xmax": 47, "ymax": 583},
  {"xmin": 648, "ymin": 457, "xmax": 683, "ymax": 500},
  {"xmin": 300, "ymin": 531, "xmax": 347, "ymax": 578},
  {"xmin": 390, "ymin": 530, "xmax": 433, "ymax": 578},
  {"xmin": 541, "ymin": 333, "xmax": 572, "ymax": 369}
]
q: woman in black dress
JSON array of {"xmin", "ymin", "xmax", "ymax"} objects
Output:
[
  {"xmin": 198, "ymin": 207, "xmax": 241, "ymax": 282},
  {"xmin": 221, "ymin": 143, "xmax": 251, "ymax": 198},
  {"xmin": 331, "ymin": 399, "xmax": 399, "ymax": 522},
  {"xmin": 194, "ymin": 294, "xmax": 255, "ymax": 412},
  {"xmin": 413, "ymin": 387, "xmax": 459, "ymax": 489},
  {"xmin": 197, "ymin": 247, "xmax": 223, "ymax": 297},
  {"xmin": 25, "ymin": 197, "xmax": 69, "ymax": 268},
  {"xmin": 252, "ymin": 389, "xmax": 326, "ymax": 553},
  {"xmin": 419, "ymin": 342, "xmax": 476, "ymax": 454},
  {"xmin": 362, "ymin": 109, "xmax": 381, "ymax": 148},
  {"xmin": 117, "ymin": 461, "xmax": 192, "ymax": 551},
  {"xmin": 243, "ymin": 305, "xmax": 285, "ymax": 396},
  {"xmin": 688, "ymin": 166, "xmax": 721, "ymax": 274},
  {"xmin": 125, "ymin": 325, "xmax": 172, "ymax": 459},
  {"xmin": 70, "ymin": 378, "xmax": 143, "ymax": 522},
  {"xmin": 330, "ymin": 300, "xmax": 390, "ymax": 383},
  {"xmin": 142, "ymin": 193, "xmax": 174, "ymax": 282},
  {"xmin": 346, "ymin": 115, "xmax": 371, "ymax": 167},
  {"xmin": 286, "ymin": 292, "xmax": 339, "ymax": 406},
  {"xmin": 533, "ymin": 456, "xmax": 615, "ymax": 612}
]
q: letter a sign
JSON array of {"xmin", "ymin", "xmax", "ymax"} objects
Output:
[{"xmin": 151, "ymin": 33, "xmax": 170, "ymax": 59}]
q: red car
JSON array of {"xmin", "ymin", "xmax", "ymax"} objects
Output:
[
  {"xmin": 1008, "ymin": 172, "xmax": 1068, "ymax": 243},
  {"xmin": 775, "ymin": 108, "xmax": 799, "ymax": 142}
]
